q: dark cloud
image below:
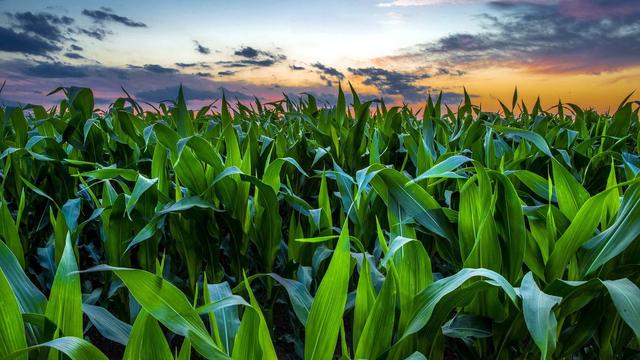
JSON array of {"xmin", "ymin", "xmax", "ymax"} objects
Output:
[
  {"xmin": 218, "ymin": 70, "xmax": 236, "ymax": 76},
  {"xmin": 216, "ymin": 61, "xmax": 248, "ymax": 68},
  {"xmin": 78, "ymin": 27, "xmax": 110, "ymax": 41},
  {"xmin": 319, "ymin": 75, "xmax": 333, "ymax": 87},
  {"xmin": 234, "ymin": 46, "xmax": 260, "ymax": 58},
  {"xmin": 1, "ymin": 59, "xmax": 358, "ymax": 108},
  {"xmin": 219, "ymin": 47, "xmax": 286, "ymax": 68},
  {"xmin": 175, "ymin": 62, "xmax": 197, "ymax": 68},
  {"xmin": 195, "ymin": 72, "xmax": 211, "ymax": 77},
  {"xmin": 64, "ymin": 52, "xmax": 85, "ymax": 59},
  {"xmin": 8, "ymin": 11, "xmax": 74, "ymax": 42},
  {"xmin": 0, "ymin": 27, "xmax": 61, "ymax": 55},
  {"xmin": 82, "ymin": 8, "xmax": 147, "ymax": 27},
  {"xmin": 128, "ymin": 64, "xmax": 178, "ymax": 74},
  {"xmin": 311, "ymin": 63, "xmax": 345, "ymax": 80},
  {"xmin": 70, "ymin": 44, "xmax": 83, "ymax": 51},
  {"xmin": 289, "ymin": 64, "xmax": 305, "ymax": 70},
  {"xmin": 136, "ymin": 86, "xmax": 252, "ymax": 102},
  {"xmin": 397, "ymin": 0, "xmax": 640, "ymax": 74},
  {"xmin": 23, "ymin": 62, "xmax": 88, "ymax": 78},
  {"xmin": 284, "ymin": 91, "xmax": 380, "ymax": 107},
  {"xmin": 194, "ymin": 41, "xmax": 210, "ymax": 55},
  {"xmin": 435, "ymin": 67, "xmax": 465, "ymax": 76},
  {"xmin": 348, "ymin": 67, "xmax": 433, "ymax": 102},
  {"xmin": 241, "ymin": 59, "xmax": 278, "ymax": 67}
]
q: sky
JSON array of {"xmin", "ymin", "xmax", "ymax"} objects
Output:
[{"xmin": 1, "ymin": 0, "xmax": 639, "ymax": 111}]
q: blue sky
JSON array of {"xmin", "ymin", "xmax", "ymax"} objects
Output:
[{"xmin": 1, "ymin": 0, "xmax": 639, "ymax": 110}]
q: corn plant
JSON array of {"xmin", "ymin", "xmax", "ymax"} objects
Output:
[{"xmin": 0, "ymin": 85, "xmax": 639, "ymax": 359}]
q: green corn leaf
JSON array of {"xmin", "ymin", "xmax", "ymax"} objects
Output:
[
  {"xmin": 0, "ymin": 266, "xmax": 27, "ymax": 359},
  {"xmin": 305, "ymin": 220, "xmax": 351, "ymax": 360},
  {"xmin": 355, "ymin": 270, "xmax": 397, "ymax": 359},
  {"xmin": 45, "ymin": 233, "xmax": 83, "ymax": 338},
  {"xmin": 412, "ymin": 155, "xmax": 473, "ymax": 182},
  {"xmin": 520, "ymin": 272, "xmax": 561, "ymax": 360},
  {"xmin": 79, "ymin": 265, "xmax": 228, "ymax": 359},
  {"xmin": 602, "ymin": 278, "xmax": 640, "ymax": 340},
  {"xmin": 203, "ymin": 281, "xmax": 240, "ymax": 354},
  {"xmin": 492, "ymin": 126, "xmax": 553, "ymax": 157},
  {"xmin": 82, "ymin": 304, "xmax": 132, "ymax": 346},
  {"xmin": 4, "ymin": 337, "xmax": 108, "ymax": 360},
  {"xmin": 123, "ymin": 310, "xmax": 172, "ymax": 360},
  {"xmin": 0, "ymin": 240, "xmax": 47, "ymax": 314},
  {"xmin": 125, "ymin": 174, "xmax": 158, "ymax": 217},
  {"xmin": 552, "ymin": 160, "xmax": 589, "ymax": 220},
  {"xmin": 581, "ymin": 183, "xmax": 640, "ymax": 275},
  {"xmin": 403, "ymin": 268, "xmax": 517, "ymax": 338},
  {"xmin": 353, "ymin": 254, "xmax": 375, "ymax": 349},
  {"xmin": 0, "ymin": 196, "xmax": 25, "ymax": 268},
  {"xmin": 232, "ymin": 272, "xmax": 277, "ymax": 360}
]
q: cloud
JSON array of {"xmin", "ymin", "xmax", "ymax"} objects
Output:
[
  {"xmin": 218, "ymin": 70, "xmax": 236, "ymax": 76},
  {"xmin": 218, "ymin": 47, "xmax": 287, "ymax": 68},
  {"xmin": 234, "ymin": 46, "xmax": 260, "ymax": 58},
  {"xmin": 64, "ymin": 52, "xmax": 85, "ymax": 59},
  {"xmin": 128, "ymin": 64, "xmax": 178, "ymax": 74},
  {"xmin": 386, "ymin": 0, "xmax": 640, "ymax": 74},
  {"xmin": 78, "ymin": 27, "xmax": 110, "ymax": 41},
  {"xmin": 175, "ymin": 62, "xmax": 197, "ymax": 68},
  {"xmin": 136, "ymin": 86, "xmax": 252, "ymax": 102},
  {"xmin": 349, "ymin": 67, "xmax": 432, "ymax": 102},
  {"xmin": 194, "ymin": 41, "xmax": 210, "ymax": 55},
  {"xmin": 289, "ymin": 64, "xmax": 305, "ymax": 70},
  {"xmin": 0, "ymin": 27, "xmax": 61, "ymax": 56},
  {"xmin": 70, "ymin": 44, "xmax": 83, "ymax": 51},
  {"xmin": 311, "ymin": 63, "xmax": 345, "ymax": 80},
  {"xmin": 82, "ymin": 8, "xmax": 147, "ymax": 27},
  {"xmin": 23, "ymin": 62, "xmax": 88, "ymax": 78},
  {"xmin": 0, "ymin": 59, "xmax": 285, "ymax": 106},
  {"xmin": 378, "ymin": 0, "xmax": 474, "ymax": 6},
  {"xmin": 7, "ymin": 11, "xmax": 74, "ymax": 42}
]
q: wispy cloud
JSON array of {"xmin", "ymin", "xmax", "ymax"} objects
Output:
[
  {"xmin": 217, "ymin": 46, "xmax": 287, "ymax": 68},
  {"xmin": 382, "ymin": 0, "xmax": 640, "ymax": 74},
  {"xmin": 349, "ymin": 67, "xmax": 434, "ymax": 102},
  {"xmin": 377, "ymin": 0, "xmax": 477, "ymax": 7},
  {"xmin": 194, "ymin": 40, "xmax": 211, "ymax": 55},
  {"xmin": 82, "ymin": 8, "xmax": 147, "ymax": 27},
  {"xmin": 0, "ymin": 27, "xmax": 60, "ymax": 56}
]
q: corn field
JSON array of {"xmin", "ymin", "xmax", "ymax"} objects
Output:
[{"xmin": 0, "ymin": 85, "xmax": 639, "ymax": 359}]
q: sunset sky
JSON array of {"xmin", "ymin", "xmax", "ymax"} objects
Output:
[{"xmin": 1, "ymin": 0, "xmax": 639, "ymax": 111}]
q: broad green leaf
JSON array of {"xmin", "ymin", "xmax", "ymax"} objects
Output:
[
  {"xmin": 82, "ymin": 304, "xmax": 132, "ymax": 346},
  {"xmin": 353, "ymin": 254, "xmax": 375, "ymax": 349},
  {"xmin": 305, "ymin": 220, "xmax": 351, "ymax": 360},
  {"xmin": 520, "ymin": 272, "xmax": 561, "ymax": 360},
  {"xmin": 0, "ymin": 196, "xmax": 25, "ymax": 267},
  {"xmin": 80, "ymin": 265, "xmax": 228, "ymax": 359},
  {"xmin": 552, "ymin": 160, "xmax": 589, "ymax": 220},
  {"xmin": 492, "ymin": 125, "xmax": 553, "ymax": 157},
  {"xmin": 602, "ymin": 278, "xmax": 640, "ymax": 340},
  {"xmin": 125, "ymin": 174, "xmax": 158, "ymax": 217},
  {"xmin": 0, "ymin": 240, "xmax": 47, "ymax": 314},
  {"xmin": 0, "ymin": 267, "xmax": 26, "ymax": 359},
  {"xmin": 232, "ymin": 273, "xmax": 277, "ymax": 360},
  {"xmin": 403, "ymin": 268, "xmax": 517, "ymax": 338},
  {"xmin": 355, "ymin": 271, "xmax": 397, "ymax": 359},
  {"xmin": 581, "ymin": 183, "xmax": 640, "ymax": 275},
  {"xmin": 412, "ymin": 155, "xmax": 472, "ymax": 182},
  {"xmin": 4, "ymin": 337, "xmax": 108, "ymax": 360},
  {"xmin": 46, "ymin": 233, "xmax": 83, "ymax": 338},
  {"xmin": 123, "ymin": 310, "xmax": 172, "ymax": 360}
]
